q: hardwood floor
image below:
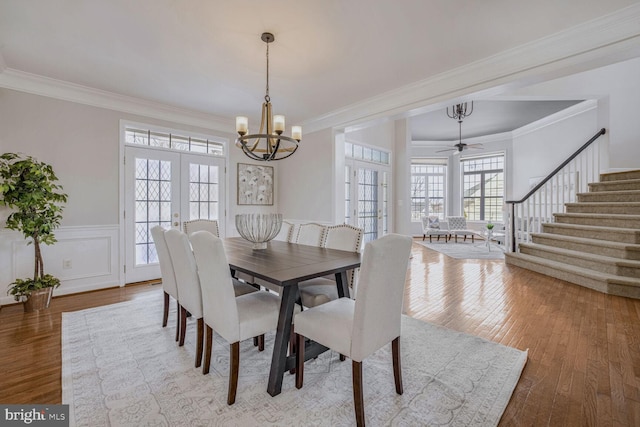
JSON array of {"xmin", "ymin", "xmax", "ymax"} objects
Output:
[{"xmin": 1, "ymin": 240, "xmax": 639, "ymax": 426}]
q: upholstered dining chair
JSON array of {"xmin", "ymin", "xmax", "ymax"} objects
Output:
[
  {"xmin": 273, "ymin": 220, "xmax": 294, "ymax": 242},
  {"xmin": 190, "ymin": 231, "xmax": 289, "ymax": 405},
  {"xmin": 297, "ymin": 224, "xmax": 364, "ymax": 308},
  {"xmin": 294, "ymin": 233, "xmax": 413, "ymax": 427},
  {"xmin": 447, "ymin": 216, "xmax": 476, "ymax": 243},
  {"xmin": 184, "ymin": 218, "xmax": 253, "ymax": 286},
  {"xmin": 294, "ymin": 222, "xmax": 326, "ymax": 246},
  {"xmin": 165, "ymin": 228, "xmax": 205, "ymax": 368},
  {"xmin": 183, "ymin": 219, "xmax": 219, "ymax": 237},
  {"xmin": 150, "ymin": 226, "xmax": 181, "ymax": 341}
]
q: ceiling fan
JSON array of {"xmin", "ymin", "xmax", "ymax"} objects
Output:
[{"xmin": 436, "ymin": 102, "xmax": 483, "ymax": 154}]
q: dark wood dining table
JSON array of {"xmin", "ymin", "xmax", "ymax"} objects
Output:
[{"xmin": 222, "ymin": 237, "xmax": 362, "ymax": 396}]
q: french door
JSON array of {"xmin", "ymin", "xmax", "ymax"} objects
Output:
[
  {"xmin": 345, "ymin": 162, "xmax": 390, "ymax": 243},
  {"xmin": 124, "ymin": 146, "xmax": 225, "ymax": 283}
]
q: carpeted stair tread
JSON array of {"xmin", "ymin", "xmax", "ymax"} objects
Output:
[
  {"xmin": 600, "ymin": 170, "xmax": 640, "ymax": 182},
  {"xmin": 530, "ymin": 232, "xmax": 640, "ymax": 260},
  {"xmin": 588, "ymin": 178, "xmax": 640, "ymax": 192},
  {"xmin": 553, "ymin": 212, "xmax": 640, "ymax": 228},
  {"xmin": 505, "ymin": 252, "xmax": 640, "ymax": 298},
  {"xmin": 577, "ymin": 190, "xmax": 640, "ymax": 202},
  {"xmin": 542, "ymin": 222, "xmax": 640, "ymax": 244},
  {"xmin": 519, "ymin": 243, "xmax": 640, "ymax": 277},
  {"xmin": 565, "ymin": 202, "xmax": 640, "ymax": 215}
]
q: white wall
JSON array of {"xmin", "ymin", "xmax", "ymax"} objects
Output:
[
  {"xmin": 0, "ymin": 88, "xmax": 259, "ymax": 304},
  {"xmin": 506, "ymin": 56, "xmax": 640, "ymax": 170},
  {"xmin": 511, "ymin": 102, "xmax": 599, "ymax": 197},
  {"xmin": 277, "ymin": 128, "xmax": 334, "ymax": 222}
]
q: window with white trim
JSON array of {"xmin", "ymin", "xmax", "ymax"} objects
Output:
[
  {"xmin": 461, "ymin": 154, "xmax": 504, "ymax": 221},
  {"xmin": 410, "ymin": 159, "xmax": 447, "ymax": 221}
]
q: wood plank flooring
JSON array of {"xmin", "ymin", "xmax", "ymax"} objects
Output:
[{"xmin": 1, "ymin": 240, "xmax": 639, "ymax": 426}]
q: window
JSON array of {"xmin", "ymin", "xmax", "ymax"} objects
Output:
[
  {"xmin": 125, "ymin": 127, "xmax": 225, "ymax": 156},
  {"xmin": 345, "ymin": 142, "xmax": 390, "ymax": 165},
  {"xmin": 410, "ymin": 160, "xmax": 447, "ymax": 221},
  {"xmin": 461, "ymin": 154, "xmax": 504, "ymax": 221}
]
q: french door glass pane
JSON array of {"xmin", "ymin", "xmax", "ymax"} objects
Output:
[
  {"xmin": 134, "ymin": 158, "xmax": 172, "ymax": 265},
  {"xmin": 188, "ymin": 163, "xmax": 220, "ymax": 221},
  {"xmin": 358, "ymin": 168, "xmax": 378, "ymax": 243}
]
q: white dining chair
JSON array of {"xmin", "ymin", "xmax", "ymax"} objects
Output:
[
  {"xmin": 183, "ymin": 219, "xmax": 219, "ymax": 237},
  {"xmin": 165, "ymin": 229, "xmax": 258, "ymax": 368},
  {"xmin": 190, "ymin": 231, "xmax": 286, "ymax": 405},
  {"xmin": 165, "ymin": 229, "xmax": 206, "ymax": 368},
  {"xmin": 294, "ymin": 233, "xmax": 413, "ymax": 427},
  {"xmin": 150, "ymin": 226, "xmax": 181, "ymax": 341},
  {"xmin": 294, "ymin": 222, "xmax": 326, "ymax": 246},
  {"xmin": 273, "ymin": 220, "xmax": 294, "ymax": 242},
  {"xmin": 297, "ymin": 224, "xmax": 363, "ymax": 308}
]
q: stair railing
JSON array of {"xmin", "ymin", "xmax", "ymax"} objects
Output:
[{"xmin": 505, "ymin": 128, "xmax": 606, "ymax": 253}]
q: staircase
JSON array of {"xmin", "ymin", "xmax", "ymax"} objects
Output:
[{"xmin": 505, "ymin": 169, "xmax": 640, "ymax": 299}]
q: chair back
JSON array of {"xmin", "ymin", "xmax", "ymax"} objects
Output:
[
  {"xmin": 274, "ymin": 220, "xmax": 294, "ymax": 242},
  {"xmin": 295, "ymin": 223, "xmax": 326, "ymax": 247},
  {"xmin": 351, "ymin": 234, "xmax": 412, "ymax": 361},
  {"xmin": 422, "ymin": 215, "xmax": 442, "ymax": 231},
  {"xmin": 190, "ymin": 231, "xmax": 241, "ymax": 343},
  {"xmin": 164, "ymin": 229, "xmax": 203, "ymax": 318},
  {"xmin": 183, "ymin": 219, "xmax": 219, "ymax": 237},
  {"xmin": 324, "ymin": 224, "xmax": 363, "ymax": 252},
  {"xmin": 447, "ymin": 216, "xmax": 467, "ymax": 231},
  {"xmin": 150, "ymin": 226, "xmax": 179, "ymax": 300}
]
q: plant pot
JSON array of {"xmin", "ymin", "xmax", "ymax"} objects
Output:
[{"xmin": 23, "ymin": 287, "xmax": 53, "ymax": 313}]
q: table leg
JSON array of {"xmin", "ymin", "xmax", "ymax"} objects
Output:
[
  {"xmin": 267, "ymin": 284, "xmax": 298, "ymax": 396},
  {"xmin": 335, "ymin": 271, "xmax": 350, "ymax": 299}
]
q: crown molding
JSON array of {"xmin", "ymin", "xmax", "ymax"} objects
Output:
[
  {"xmin": 512, "ymin": 99, "xmax": 597, "ymax": 138},
  {"xmin": 304, "ymin": 3, "xmax": 640, "ymax": 133},
  {"xmin": 0, "ymin": 68, "xmax": 233, "ymax": 132}
]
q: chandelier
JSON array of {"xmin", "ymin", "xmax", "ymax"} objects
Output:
[{"xmin": 235, "ymin": 32, "xmax": 302, "ymax": 161}]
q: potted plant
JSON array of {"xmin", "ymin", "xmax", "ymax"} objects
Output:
[
  {"xmin": 0, "ymin": 153, "xmax": 68, "ymax": 312},
  {"xmin": 486, "ymin": 222, "xmax": 495, "ymax": 230}
]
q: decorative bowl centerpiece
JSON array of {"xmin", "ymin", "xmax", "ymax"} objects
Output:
[{"xmin": 235, "ymin": 213, "xmax": 283, "ymax": 249}]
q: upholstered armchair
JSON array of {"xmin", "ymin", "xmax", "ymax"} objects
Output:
[
  {"xmin": 421, "ymin": 216, "xmax": 451, "ymax": 243},
  {"xmin": 447, "ymin": 216, "xmax": 477, "ymax": 243}
]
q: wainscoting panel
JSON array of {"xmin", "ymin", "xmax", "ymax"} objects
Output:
[{"xmin": 0, "ymin": 225, "xmax": 121, "ymax": 306}]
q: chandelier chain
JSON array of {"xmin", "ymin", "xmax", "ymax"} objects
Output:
[{"xmin": 265, "ymin": 41, "xmax": 270, "ymax": 102}]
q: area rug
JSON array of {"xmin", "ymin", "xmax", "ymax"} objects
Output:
[
  {"xmin": 62, "ymin": 296, "xmax": 527, "ymax": 426},
  {"xmin": 416, "ymin": 240, "xmax": 505, "ymax": 260}
]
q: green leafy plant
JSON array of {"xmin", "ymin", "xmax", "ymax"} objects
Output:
[
  {"xmin": 486, "ymin": 222, "xmax": 494, "ymax": 230},
  {"xmin": 7, "ymin": 275, "xmax": 61, "ymax": 301},
  {"xmin": 0, "ymin": 153, "xmax": 68, "ymax": 300}
]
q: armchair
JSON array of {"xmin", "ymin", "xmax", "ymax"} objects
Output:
[{"xmin": 421, "ymin": 216, "xmax": 450, "ymax": 243}]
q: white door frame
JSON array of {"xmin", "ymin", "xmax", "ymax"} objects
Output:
[{"xmin": 118, "ymin": 120, "xmax": 228, "ymax": 285}]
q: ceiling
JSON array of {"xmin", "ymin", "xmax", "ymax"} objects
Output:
[
  {"xmin": 0, "ymin": 1, "xmax": 637, "ymax": 138},
  {"xmin": 410, "ymin": 100, "xmax": 583, "ymax": 141}
]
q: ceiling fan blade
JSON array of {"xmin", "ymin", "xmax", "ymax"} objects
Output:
[
  {"xmin": 466, "ymin": 143, "xmax": 484, "ymax": 147},
  {"xmin": 435, "ymin": 148, "xmax": 456, "ymax": 153}
]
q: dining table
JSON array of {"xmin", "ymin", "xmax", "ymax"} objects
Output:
[{"xmin": 222, "ymin": 237, "xmax": 362, "ymax": 397}]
